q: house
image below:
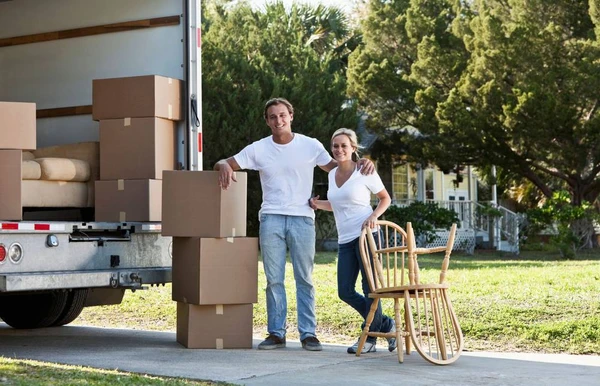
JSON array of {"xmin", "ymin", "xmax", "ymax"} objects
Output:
[{"xmin": 358, "ymin": 123, "xmax": 520, "ymax": 254}]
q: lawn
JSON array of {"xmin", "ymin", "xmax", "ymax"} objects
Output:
[
  {"xmin": 0, "ymin": 357, "xmax": 224, "ymax": 386},
  {"xmin": 75, "ymin": 249, "xmax": 600, "ymax": 355}
]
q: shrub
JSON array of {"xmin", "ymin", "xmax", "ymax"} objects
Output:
[
  {"xmin": 526, "ymin": 191, "xmax": 599, "ymax": 258},
  {"xmin": 383, "ymin": 201, "xmax": 459, "ymax": 246}
]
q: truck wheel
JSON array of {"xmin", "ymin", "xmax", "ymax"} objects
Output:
[
  {"xmin": 52, "ymin": 289, "xmax": 88, "ymax": 326},
  {"xmin": 0, "ymin": 291, "xmax": 68, "ymax": 329}
]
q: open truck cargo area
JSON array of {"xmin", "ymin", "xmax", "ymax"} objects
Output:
[{"xmin": 0, "ymin": 0, "xmax": 202, "ymax": 329}]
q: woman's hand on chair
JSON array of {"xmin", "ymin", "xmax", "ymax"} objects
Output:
[{"xmin": 363, "ymin": 214, "xmax": 378, "ymax": 230}]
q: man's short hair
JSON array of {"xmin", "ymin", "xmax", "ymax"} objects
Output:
[{"xmin": 264, "ymin": 98, "xmax": 294, "ymax": 119}]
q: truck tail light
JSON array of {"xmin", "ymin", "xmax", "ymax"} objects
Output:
[
  {"xmin": 0, "ymin": 244, "xmax": 6, "ymax": 263},
  {"xmin": 8, "ymin": 243, "xmax": 23, "ymax": 264}
]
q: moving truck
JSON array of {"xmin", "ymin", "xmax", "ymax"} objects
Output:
[{"xmin": 0, "ymin": 0, "xmax": 202, "ymax": 328}]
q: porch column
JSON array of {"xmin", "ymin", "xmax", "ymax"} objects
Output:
[
  {"xmin": 491, "ymin": 165, "xmax": 497, "ymax": 206},
  {"xmin": 416, "ymin": 164, "xmax": 425, "ymax": 202},
  {"xmin": 467, "ymin": 166, "xmax": 473, "ymax": 229},
  {"xmin": 491, "ymin": 165, "xmax": 499, "ymax": 250}
]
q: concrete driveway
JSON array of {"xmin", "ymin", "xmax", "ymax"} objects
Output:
[{"xmin": 1, "ymin": 323, "xmax": 599, "ymax": 385}]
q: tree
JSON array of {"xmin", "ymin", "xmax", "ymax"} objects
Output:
[
  {"xmin": 202, "ymin": 0, "xmax": 359, "ymax": 235},
  {"xmin": 347, "ymin": 0, "xmax": 470, "ymax": 171},
  {"xmin": 348, "ymin": 0, "xmax": 600, "ymax": 215}
]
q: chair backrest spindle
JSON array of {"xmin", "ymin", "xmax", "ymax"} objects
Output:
[
  {"xmin": 439, "ymin": 223, "xmax": 457, "ymax": 284},
  {"xmin": 406, "ymin": 222, "xmax": 418, "ymax": 285},
  {"xmin": 359, "ymin": 228, "xmax": 378, "ymax": 292}
]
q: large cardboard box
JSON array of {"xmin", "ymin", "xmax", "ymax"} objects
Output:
[
  {"xmin": 162, "ymin": 171, "xmax": 247, "ymax": 237},
  {"xmin": 0, "ymin": 102, "xmax": 36, "ymax": 150},
  {"xmin": 0, "ymin": 150, "xmax": 22, "ymax": 220},
  {"xmin": 100, "ymin": 117, "xmax": 176, "ymax": 180},
  {"xmin": 92, "ymin": 75, "xmax": 182, "ymax": 121},
  {"xmin": 95, "ymin": 179, "xmax": 162, "ymax": 222},
  {"xmin": 172, "ymin": 237, "xmax": 258, "ymax": 305},
  {"xmin": 176, "ymin": 303, "xmax": 253, "ymax": 349}
]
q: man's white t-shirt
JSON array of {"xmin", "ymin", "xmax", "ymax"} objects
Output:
[
  {"xmin": 234, "ymin": 133, "xmax": 332, "ymax": 220},
  {"xmin": 327, "ymin": 167, "xmax": 385, "ymax": 244}
]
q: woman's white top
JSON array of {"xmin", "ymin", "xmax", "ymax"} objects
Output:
[{"xmin": 327, "ymin": 166, "xmax": 385, "ymax": 244}]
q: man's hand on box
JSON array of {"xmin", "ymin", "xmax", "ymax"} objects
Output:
[{"xmin": 216, "ymin": 160, "xmax": 237, "ymax": 190}]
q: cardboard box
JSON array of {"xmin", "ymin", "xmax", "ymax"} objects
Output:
[
  {"xmin": 162, "ymin": 171, "xmax": 247, "ymax": 237},
  {"xmin": 95, "ymin": 179, "xmax": 162, "ymax": 222},
  {"xmin": 0, "ymin": 102, "xmax": 36, "ymax": 150},
  {"xmin": 92, "ymin": 75, "xmax": 182, "ymax": 121},
  {"xmin": 100, "ymin": 117, "xmax": 176, "ymax": 180},
  {"xmin": 0, "ymin": 150, "xmax": 22, "ymax": 220},
  {"xmin": 172, "ymin": 237, "xmax": 258, "ymax": 305},
  {"xmin": 176, "ymin": 303, "xmax": 253, "ymax": 349}
]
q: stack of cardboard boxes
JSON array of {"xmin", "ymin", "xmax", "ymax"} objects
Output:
[
  {"xmin": 92, "ymin": 75, "xmax": 183, "ymax": 222},
  {"xmin": 162, "ymin": 171, "xmax": 259, "ymax": 349},
  {"xmin": 0, "ymin": 102, "xmax": 37, "ymax": 220}
]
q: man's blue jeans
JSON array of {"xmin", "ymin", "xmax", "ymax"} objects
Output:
[
  {"xmin": 259, "ymin": 214, "xmax": 317, "ymax": 341},
  {"xmin": 337, "ymin": 234, "xmax": 394, "ymax": 343}
]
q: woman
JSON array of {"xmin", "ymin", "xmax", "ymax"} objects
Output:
[{"xmin": 310, "ymin": 128, "xmax": 396, "ymax": 354}]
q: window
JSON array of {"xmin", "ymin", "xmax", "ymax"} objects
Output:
[
  {"xmin": 425, "ymin": 170, "xmax": 434, "ymax": 200},
  {"xmin": 392, "ymin": 163, "xmax": 409, "ymax": 201}
]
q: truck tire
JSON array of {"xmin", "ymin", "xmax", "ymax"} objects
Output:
[
  {"xmin": 0, "ymin": 291, "xmax": 69, "ymax": 329},
  {"xmin": 52, "ymin": 289, "xmax": 88, "ymax": 326}
]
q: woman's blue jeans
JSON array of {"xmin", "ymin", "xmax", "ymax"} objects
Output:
[
  {"xmin": 259, "ymin": 214, "xmax": 317, "ymax": 341},
  {"xmin": 337, "ymin": 234, "xmax": 394, "ymax": 343}
]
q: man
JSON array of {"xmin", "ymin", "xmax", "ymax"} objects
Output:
[{"xmin": 215, "ymin": 98, "xmax": 373, "ymax": 351}]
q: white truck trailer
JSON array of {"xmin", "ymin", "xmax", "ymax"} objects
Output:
[{"xmin": 0, "ymin": 0, "xmax": 202, "ymax": 328}]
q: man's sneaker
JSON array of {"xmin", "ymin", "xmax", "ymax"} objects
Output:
[
  {"xmin": 347, "ymin": 339, "xmax": 376, "ymax": 354},
  {"xmin": 386, "ymin": 319, "xmax": 397, "ymax": 352},
  {"xmin": 258, "ymin": 334, "xmax": 286, "ymax": 350},
  {"xmin": 301, "ymin": 336, "xmax": 323, "ymax": 351}
]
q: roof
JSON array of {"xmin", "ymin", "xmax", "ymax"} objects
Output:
[{"xmin": 357, "ymin": 116, "xmax": 422, "ymax": 151}]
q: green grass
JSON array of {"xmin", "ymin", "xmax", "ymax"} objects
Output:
[
  {"xmin": 75, "ymin": 249, "xmax": 600, "ymax": 355},
  {"xmin": 0, "ymin": 357, "xmax": 226, "ymax": 386},
  {"xmin": 450, "ymin": 253, "xmax": 600, "ymax": 353}
]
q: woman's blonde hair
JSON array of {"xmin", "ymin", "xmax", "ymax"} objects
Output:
[{"xmin": 331, "ymin": 128, "xmax": 361, "ymax": 162}]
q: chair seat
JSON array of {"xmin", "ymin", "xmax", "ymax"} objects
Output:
[
  {"xmin": 413, "ymin": 246, "xmax": 447, "ymax": 254},
  {"xmin": 370, "ymin": 283, "xmax": 449, "ymax": 296}
]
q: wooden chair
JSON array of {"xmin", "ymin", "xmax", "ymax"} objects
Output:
[{"xmin": 357, "ymin": 220, "xmax": 463, "ymax": 365}]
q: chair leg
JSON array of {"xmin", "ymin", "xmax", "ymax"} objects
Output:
[
  {"xmin": 394, "ymin": 298, "xmax": 403, "ymax": 363},
  {"xmin": 356, "ymin": 298, "xmax": 379, "ymax": 357},
  {"xmin": 407, "ymin": 288, "xmax": 464, "ymax": 365},
  {"xmin": 432, "ymin": 290, "xmax": 447, "ymax": 360},
  {"xmin": 404, "ymin": 296, "xmax": 411, "ymax": 356}
]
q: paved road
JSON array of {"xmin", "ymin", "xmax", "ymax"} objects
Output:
[{"xmin": 1, "ymin": 323, "xmax": 599, "ymax": 385}]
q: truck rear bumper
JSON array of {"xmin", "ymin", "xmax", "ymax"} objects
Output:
[{"xmin": 0, "ymin": 267, "xmax": 171, "ymax": 292}]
